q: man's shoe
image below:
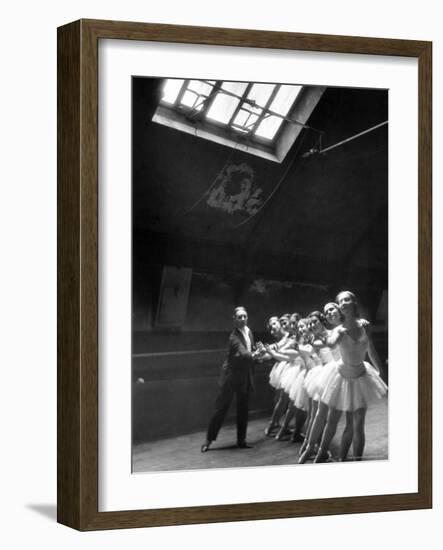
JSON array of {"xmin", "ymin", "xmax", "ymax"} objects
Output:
[
  {"xmin": 237, "ymin": 441, "xmax": 253, "ymax": 449},
  {"xmin": 201, "ymin": 441, "xmax": 211, "ymax": 453}
]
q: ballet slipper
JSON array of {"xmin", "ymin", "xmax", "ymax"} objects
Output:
[
  {"xmin": 264, "ymin": 423, "xmax": 274, "ymax": 437},
  {"xmin": 313, "ymin": 448, "xmax": 331, "ymax": 463},
  {"xmin": 298, "ymin": 445, "xmax": 315, "ymax": 464},
  {"xmin": 264, "ymin": 422, "xmax": 280, "ymax": 437},
  {"xmin": 275, "ymin": 427, "xmax": 291, "ymax": 440}
]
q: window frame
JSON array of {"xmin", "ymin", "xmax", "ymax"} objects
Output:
[{"xmin": 154, "ymin": 78, "xmax": 319, "ymax": 162}]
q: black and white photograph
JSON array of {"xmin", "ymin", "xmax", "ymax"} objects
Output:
[
  {"xmin": 2, "ymin": 0, "xmax": 437, "ymax": 542},
  {"xmin": 131, "ymin": 76, "xmax": 389, "ymax": 473}
]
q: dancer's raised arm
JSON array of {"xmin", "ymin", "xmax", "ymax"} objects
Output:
[{"xmin": 326, "ymin": 325, "xmax": 347, "ymax": 347}]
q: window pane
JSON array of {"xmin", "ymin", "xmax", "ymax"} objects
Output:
[
  {"xmin": 255, "ymin": 85, "xmax": 302, "ymax": 139},
  {"xmin": 254, "ymin": 116, "xmax": 283, "ymax": 139},
  {"xmin": 229, "ymin": 83, "xmax": 274, "ymax": 132},
  {"xmin": 206, "ymin": 81, "xmax": 248, "ymax": 124},
  {"xmin": 232, "ymin": 109, "xmax": 259, "ymax": 130},
  {"xmin": 180, "ymin": 80, "xmax": 215, "ymax": 109},
  {"xmin": 269, "ymin": 84, "xmax": 302, "ymax": 115},
  {"xmin": 245, "ymin": 83, "xmax": 275, "ymax": 112},
  {"xmin": 181, "ymin": 90, "xmax": 201, "ymax": 109},
  {"xmin": 161, "ymin": 79, "xmax": 185, "ymax": 104}
]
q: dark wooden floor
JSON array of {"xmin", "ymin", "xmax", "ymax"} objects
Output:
[{"xmin": 133, "ymin": 396, "xmax": 388, "ymax": 473}]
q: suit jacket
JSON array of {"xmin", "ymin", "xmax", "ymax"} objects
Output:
[{"xmin": 218, "ymin": 327, "xmax": 256, "ymax": 392}]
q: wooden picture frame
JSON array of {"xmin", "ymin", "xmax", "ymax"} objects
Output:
[{"xmin": 57, "ymin": 19, "xmax": 432, "ymax": 530}]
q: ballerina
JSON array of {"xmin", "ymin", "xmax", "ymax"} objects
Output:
[
  {"xmin": 263, "ymin": 316, "xmax": 291, "ymax": 436},
  {"xmin": 300, "ymin": 311, "xmax": 335, "ymax": 453},
  {"xmin": 299, "ymin": 291, "xmax": 387, "ymax": 463},
  {"xmin": 323, "ymin": 301, "xmax": 372, "ymax": 461},
  {"xmin": 268, "ymin": 313, "xmax": 309, "ymax": 442},
  {"xmin": 300, "ymin": 303, "xmax": 355, "ymax": 458},
  {"xmin": 279, "ymin": 313, "xmax": 291, "ymax": 333},
  {"xmin": 279, "ymin": 318, "xmax": 319, "ymax": 440}
]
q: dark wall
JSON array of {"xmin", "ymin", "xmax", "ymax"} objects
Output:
[{"xmin": 133, "ymin": 353, "xmax": 275, "ymax": 443}]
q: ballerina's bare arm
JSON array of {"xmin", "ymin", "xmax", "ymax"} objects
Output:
[
  {"xmin": 265, "ymin": 344, "xmax": 300, "ymax": 362},
  {"xmin": 312, "ymin": 337, "xmax": 328, "ymax": 351},
  {"xmin": 257, "ymin": 335, "xmax": 287, "ymax": 360},
  {"xmin": 327, "ymin": 325, "xmax": 347, "ymax": 347},
  {"xmin": 279, "ymin": 337, "xmax": 298, "ymax": 352},
  {"xmin": 258, "ymin": 347, "xmax": 281, "ymax": 361},
  {"xmin": 297, "ymin": 344, "xmax": 317, "ymax": 369}
]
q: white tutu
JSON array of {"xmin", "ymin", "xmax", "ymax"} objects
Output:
[
  {"xmin": 319, "ymin": 360, "xmax": 388, "ymax": 411},
  {"xmin": 280, "ymin": 364, "xmax": 298, "ymax": 394},
  {"xmin": 304, "ymin": 344, "xmax": 340, "ymax": 399},
  {"xmin": 318, "ymin": 346, "xmax": 335, "ymax": 364},
  {"xmin": 288, "ymin": 367, "xmax": 310, "ymax": 411},
  {"xmin": 304, "ymin": 363, "xmax": 336, "ymax": 400},
  {"xmin": 280, "ymin": 359, "xmax": 303, "ymax": 394},
  {"xmin": 269, "ymin": 361, "xmax": 290, "ymax": 389}
]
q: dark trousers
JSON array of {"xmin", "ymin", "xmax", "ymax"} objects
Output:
[{"xmin": 206, "ymin": 382, "xmax": 250, "ymax": 444}]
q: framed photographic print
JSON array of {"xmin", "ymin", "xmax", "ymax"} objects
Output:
[{"xmin": 57, "ymin": 19, "xmax": 432, "ymax": 530}]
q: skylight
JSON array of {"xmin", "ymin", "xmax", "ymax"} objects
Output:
[
  {"xmin": 162, "ymin": 79, "xmax": 185, "ymax": 104},
  {"xmin": 256, "ymin": 84, "xmax": 302, "ymax": 139},
  {"xmin": 180, "ymin": 80, "xmax": 216, "ymax": 110},
  {"xmin": 159, "ymin": 79, "xmax": 302, "ymax": 141},
  {"xmin": 206, "ymin": 82, "xmax": 248, "ymax": 124},
  {"xmin": 152, "ymin": 78, "xmax": 325, "ymax": 163}
]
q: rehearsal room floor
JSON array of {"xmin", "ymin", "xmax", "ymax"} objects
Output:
[{"xmin": 132, "ymin": 397, "xmax": 388, "ymax": 473}]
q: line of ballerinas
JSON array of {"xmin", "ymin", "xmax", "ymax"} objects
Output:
[{"xmin": 256, "ymin": 291, "xmax": 388, "ymax": 463}]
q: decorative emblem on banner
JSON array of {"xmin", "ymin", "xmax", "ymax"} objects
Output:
[{"xmin": 206, "ymin": 163, "xmax": 264, "ymax": 215}]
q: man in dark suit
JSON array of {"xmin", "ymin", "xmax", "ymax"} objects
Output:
[{"xmin": 201, "ymin": 306, "xmax": 260, "ymax": 452}]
